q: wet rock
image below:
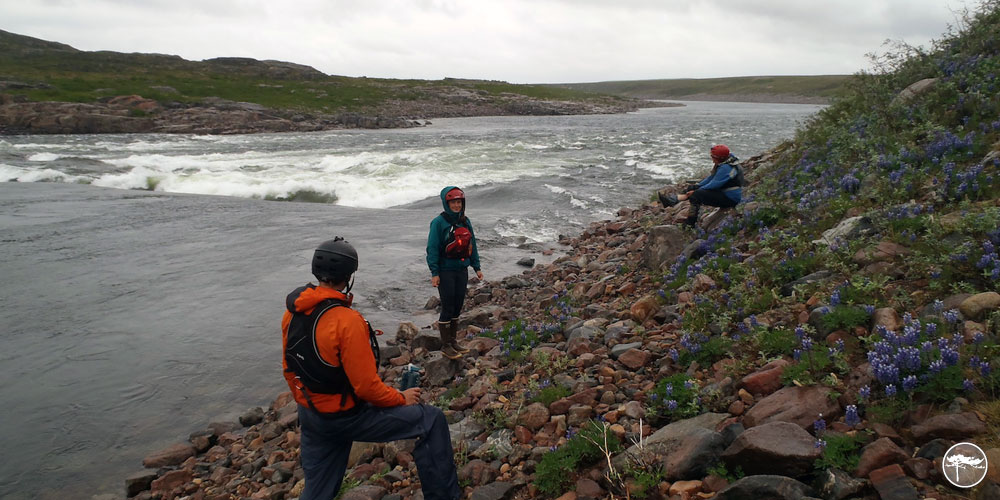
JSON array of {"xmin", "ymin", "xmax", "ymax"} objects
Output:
[
  {"xmin": 411, "ymin": 331, "xmax": 444, "ymax": 351},
  {"xmin": 742, "ymin": 386, "xmax": 840, "ymax": 429},
  {"xmin": 721, "ymin": 421, "xmax": 821, "ymax": 477},
  {"xmin": 516, "ymin": 257, "xmax": 536, "ymax": 267},
  {"xmin": 125, "ymin": 470, "xmax": 158, "ymax": 497},
  {"xmin": 150, "ymin": 469, "xmax": 193, "ymax": 494},
  {"xmin": 855, "ymin": 437, "xmax": 909, "ymax": 478},
  {"xmin": 239, "ymin": 406, "xmax": 264, "ymax": 427},
  {"xmin": 911, "ymin": 412, "xmax": 986, "ymax": 443},
  {"xmin": 715, "ymin": 475, "xmax": 815, "ymax": 500},
  {"xmin": 142, "ymin": 443, "xmax": 197, "ymax": 468},
  {"xmin": 424, "ymin": 295, "xmax": 441, "ymax": 310}
]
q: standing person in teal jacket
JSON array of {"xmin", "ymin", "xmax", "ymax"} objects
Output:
[{"xmin": 426, "ymin": 186, "xmax": 483, "ymax": 359}]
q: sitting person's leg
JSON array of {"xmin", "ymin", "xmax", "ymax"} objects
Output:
[{"xmin": 687, "ymin": 189, "xmax": 737, "ymax": 226}]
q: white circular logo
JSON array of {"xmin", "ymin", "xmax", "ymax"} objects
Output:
[{"xmin": 942, "ymin": 442, "xmax": 988, "ymax": 488}]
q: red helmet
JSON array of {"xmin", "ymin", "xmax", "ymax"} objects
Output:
[
  {"xmin": 445, "ymin": 188, "xmax": 465, "ymax": 201},
  {"xmin": 710, "ymin": 144, "xmax": 730, "ymax": 161}
]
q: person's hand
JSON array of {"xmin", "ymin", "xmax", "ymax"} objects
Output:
[
  {"xmin": 476, "ymin": 270, "xmax": 483, "ymax": 280},
  {"xmin": 402, "ymin": 387, "xmax": 422, "ymax": 405},
  {"xmin": 431, "ymin": 276, "xmax": 440, "ymax": 287}
]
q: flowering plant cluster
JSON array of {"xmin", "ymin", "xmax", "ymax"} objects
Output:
[
  {"xmin": 483, "ymin": 318, "xmax": 560, "ymax": 362},
  {"xmin": 647, "ymin": 373, "xmax": 700, "ymax": 424}
]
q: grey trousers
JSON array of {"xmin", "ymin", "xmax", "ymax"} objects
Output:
[{"xmin": 297, "ymin": 403, "xmax": 460, "ymax": 500}]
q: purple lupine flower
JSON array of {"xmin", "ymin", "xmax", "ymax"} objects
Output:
[
  {"xmin": 902, "ymin": 375, "xmax": 918, "ymax": 392},
  {"xmin": 859, "ymin": 385, "xmax": 871, "ymax": 400},
  {"xmin": 845, "ymin": 405, "xmax": 860, "ymax": 427},
  {"xmin": 885, "ymin": 384, "xmax": 897, "ymax": 397},
  {"xmin": 981, "ymin": 362, "xmax": 991, "ymax": 377},
  {"xmin": 666, "ymin": 400, "xmax": 678, "ymax": 411},
  {"xmin": 943, "ymin": 309, "xmax": 960, "ymax": 323},
  {"xmin": 815, "ymin": 439, "xmax": 827, "ymax": 449},
  {"xmin": 964, "ymin": 379, "xmax": 975, "ymax": 392},
  {"xmin": 813, "ymin": 415, "xmax": 826, "ymax": 433},
  {"xmin": 669, "ymin": 348, "xmax": 679, "ymax": 362},
  {"xmin": 864, "ymin": 304, "xmax": 875, "ymax": 315}
]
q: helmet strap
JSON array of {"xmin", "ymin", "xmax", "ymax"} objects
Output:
[{"xmin": 344, "ymin": 274, "xmax": 355, "ymax": 295}]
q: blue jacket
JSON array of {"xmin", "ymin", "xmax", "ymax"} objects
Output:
[
  {"xmin": 426, "ymin": 186, "xmax": 481, "ymax": 276},
  {"xmin": 697, "ymin": 156, "xmax": 742, "ymax": 204}
]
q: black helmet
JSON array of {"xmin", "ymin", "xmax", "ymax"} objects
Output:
[{"xmin": 312, "ymin": 237, "xmax": 358, "ymax": 283}]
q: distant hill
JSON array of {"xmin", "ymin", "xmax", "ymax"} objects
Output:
[
  {"xmin": 0, "ymin": 30, "xmax": 648, "ymax": 134},
  {"xmin": 550, "ymin": 75, "xmax": 851, "ymax": 104}
]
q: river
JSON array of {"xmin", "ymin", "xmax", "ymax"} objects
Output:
[{"xmin": 0, "ymin": 101, "xmax": 822, "ymax": 498}]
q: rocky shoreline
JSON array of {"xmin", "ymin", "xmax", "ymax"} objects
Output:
[
  {"xmin": 0, "ymin": 92, "xmax": 660, "ymax": 135},
  {"xmin": 125, "ymin": 149, "xmax": 999, "ymax": 500}
]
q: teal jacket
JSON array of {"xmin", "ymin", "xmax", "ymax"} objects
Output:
[{"xmin": 426, "ymin": 186, "xmax": 481, "ymax": 276}]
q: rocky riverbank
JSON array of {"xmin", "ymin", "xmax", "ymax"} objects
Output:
[
  {"xmin": 0, "ymin": 91, "xmax": 659, "ymax": 135},
  {"xmin": 125, "ymin": 149, "xmax": 1000, "ymax": 500}
]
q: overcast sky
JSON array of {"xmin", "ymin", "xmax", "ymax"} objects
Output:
[{"xmin": 1, "ymin": 0, "xmax": 973, "ymax": 84}]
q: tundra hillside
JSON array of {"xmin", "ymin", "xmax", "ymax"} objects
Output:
[
  {"xmin": 128, "ymin": 3, "xmax": 1000, "ymax": 500},
  {"xmin": 0, "ymin": 29, "xmax": 650, "ymax": 135}
]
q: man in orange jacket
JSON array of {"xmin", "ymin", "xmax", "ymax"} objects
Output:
[{"xmin": 282, "ymin": 237, "xmax": 460, "ymax": 500}]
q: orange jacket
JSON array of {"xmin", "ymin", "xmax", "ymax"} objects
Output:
[{"xmin": 281, "ymin": 285, "xmax": 404, "ymax": 412}]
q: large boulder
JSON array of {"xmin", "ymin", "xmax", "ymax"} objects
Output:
[
  {"xmin": 641, "ymin": 225, "xmax": 691, "ymax": 271},
  {"xmin": 742, "ymin": 386, "xmax": 840, "ymax": 429},
  {"xmin": 721, "ymin": 421, "xmax": 821, "ymax": 477}
]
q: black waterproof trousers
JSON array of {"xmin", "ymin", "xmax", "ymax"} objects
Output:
[
  {"xmin": 298, "ymin": 403, "xmax": 460, "ymax": 500},
  {"xmin": 437, "ymin": 268, "xmax": 468, "ymax": 322},
  {"xmin": 689, "ymin": 189, "xmax": 738, "ymax": 220}
]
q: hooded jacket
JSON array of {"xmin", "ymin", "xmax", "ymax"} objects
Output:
[
  {"xmin": 697, "ymin": 154, "xmax": 742, "ymax": 204},
  {"xmin": 281, "ymin": 284, "xmax": 404, "ymax": 413},
  {"xmin": 426, "ymin": 186, "xmax": 481, "ymax": 276}
]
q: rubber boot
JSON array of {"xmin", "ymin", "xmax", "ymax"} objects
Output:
[
  {"xmin": 439, "ymin": 321, "xmax": 462, "ymax": 360},
  {"xmin": 448, "ymin": 320, "xmax": 470, "ymax": 354}
]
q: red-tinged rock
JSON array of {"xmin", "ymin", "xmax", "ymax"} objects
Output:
[
  {"xmin": 617, "ymin": 282, "xmax": 636, "ymax": 296},
  {"xmin": 742, "ymin": 386, "xmax": 840, "ymax": 429},
  {"xmin": 669, "ymin": 480, "xmax": 702, "ymax": 497},
  {"xmin": 728, "ymin": 400, "xmax": 745, "ymax": 416},
  {"xmin": 554, "ymin": 492, "xmax": 578, "ymax": 500},
  {"xmin": 514, "ymin": 425, "xmax": 533, "ymax": 444},
  {"xmin": 870, "ymin": 422, "xmax": 903, "ymax": 445},
  {"xmin": 630, "ymin": 295, "xmax": 659, "ymax": 323},
  {"xmin": 150, "ymin": 469, "xmax": 193, "ymax": 493},
  {"xmin": 618, "ymin": 348, "xmax": 651, "ymax": 370},
  {"xmin": 871, "ymin": 308, "xmax": 902, "ymax": 332},
  {"xmin": 449, "ymin": 395, "xmax": 475, "ymax": 411},
  {"xmin": 855, "ymin": 437, "xmax": 909, "ymax": 478},
  {"xmin": 738, "ymin": 359, "xmax": 789, "ymax": 396},
  {"xmin": 702, "ymin": 474, "xmax": 729, "ymax": 492},
  {"xmin": 142, "ymin": 443, "xmax": 196, "ymax": 468},
  {"xmin": 208, "ymin": 466, "xmax": 235, "ymax": 485},
  {"xmin": 575, "ymin": 477, "xmax": 604, "ymax": 497},
  {"xmin": 692, "ymin": 273, "xmax": 716, "ymax": 293},
  {"xmin": 678, "ymin": 292, "xmax": 694, "ymax": 304},
  {"xmin": 911, "ymin": 412, "xmax": 986, "ymax": 443},
  {"xmin": 868, "ymin": 464, "xmax": 919, "ymax": 500},
  {"xmin": 904, "ymin": 457, "xmax": 933, "ymax": 480},
  {"xmin": 518, "ymin": 402, "xmax": 550, "ymax": 431},
  {"xmin": 721, "ymin": 421, "xmax": 821, "ymax": 477}
]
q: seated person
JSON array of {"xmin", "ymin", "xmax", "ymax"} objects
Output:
[{"xmin": 658, "ymin": 144, "xmax": 743, "ymax": 227}]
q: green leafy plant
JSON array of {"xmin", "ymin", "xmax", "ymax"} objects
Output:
[
  {"xmin": 534, "ymin": 421, "xmax": 623, "ymax": 496},
  {"xmin": 815, "ymin": 432, "xmax": 869, "ymax": 471},
  {"xmin": 647, "ymin": 374, "xmax": 701, "ymax": 424}
]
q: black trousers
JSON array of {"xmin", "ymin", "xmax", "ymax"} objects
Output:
[
  {"xmin": 437, "ymin": 268, "xmax": 468, "ymax": 322},
  {"xmin": 689, "ymin": 189, "xmax": 738, "ymax": 219}
]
